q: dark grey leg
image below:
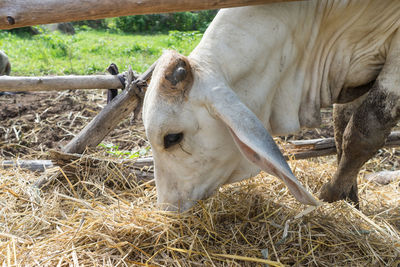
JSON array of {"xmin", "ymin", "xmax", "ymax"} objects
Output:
[
  {"xmin": 320, "ymin": 29, "xmax": 400, "ymax": 206},
  {"xmin": 320, "ymin": 83, "xmax": 400, "ymax": 206},
  {"xmin": 333, "ymin": 94, "xmax": 366, "ymax": 163}
]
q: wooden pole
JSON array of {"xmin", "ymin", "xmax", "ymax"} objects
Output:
[
  {"xmin": 0, "ymin": 75, "xmax": 124, "ymax": 92},
  {"xmin": 0, "ymin": 0, "xmax": 305, "ymax": 30},
  {"xmin": 62, "ymin": 61, "xmax": 157, "ymax": 154},
  {"xmin": 2, "ymin": 160, "xmax": 53, "ymax": 172},
  {"xmin": 285, "ymin": 131, "xmax": 400, "ymax": 160}
]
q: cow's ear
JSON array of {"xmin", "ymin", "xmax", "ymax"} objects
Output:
[{"xmin": 206, "ymin": 85, "xmax": 319, "ymax": 206}]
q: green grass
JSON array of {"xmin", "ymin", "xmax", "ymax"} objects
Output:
[
  {"xmin": 98, "ymin": 143, "xmax": 150, "ymax": 159},
  {"xmin": 0, "ymin": 29, "xmax": 202, "ymax": 76}
]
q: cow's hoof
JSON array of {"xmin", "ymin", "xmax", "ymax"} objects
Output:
[
  {"xmin": 319, "ymin": 182, "xmax": 341, "ymax": 202},
  {"xmin": 319, "ymin": 182, "xmax": 359, "ymax": 209}
]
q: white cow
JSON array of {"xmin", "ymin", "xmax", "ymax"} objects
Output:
[
  {"xmin": 143, "ymin": 0, "xmax": 400, "ymax": 211},
  {"xmin": 0, "ymin": 50, "xmax": 11, "ymax": 76},
  {"xmin": 0, "ymin": 50, "xmax": 12, "ymax": 96}
]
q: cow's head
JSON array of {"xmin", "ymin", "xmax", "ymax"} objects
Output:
[{"xmin": 143, "ymin": 50, "xmax": 318, "ymax": 211}]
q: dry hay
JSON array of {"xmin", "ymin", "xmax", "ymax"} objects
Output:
[
  {"xmin": 1, "ymin": 91, "xmax": 400, "ymax": 265},
  {"xmin": 1, "ymin": 151, "xmax": 400, "ymax": 266}
]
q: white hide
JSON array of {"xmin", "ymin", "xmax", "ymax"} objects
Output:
[
  {"xmin": 191, "ymin": 0, "xmax": 400, "ymax": 134},
  {"xmin": 143, "ymin": 0, "xmax": 400, "ymax": 211}
]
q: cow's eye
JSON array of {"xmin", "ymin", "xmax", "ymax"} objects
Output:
[{"xmin": 164, "ymin": 133, "xmax": 183, "ymax": 149}]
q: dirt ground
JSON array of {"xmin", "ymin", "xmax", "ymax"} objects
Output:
[{"xmin": 0, "ymin": 90, "xmax": 147, "ymax": 158}]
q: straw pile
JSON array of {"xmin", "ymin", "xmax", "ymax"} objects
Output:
[
  {"xmin": 1, "ymin": 90, "xmax": 400, "ymax": 266},
  {"xmin": 1, "ymin": 152, "xmax": 400, "ymax": 266}
]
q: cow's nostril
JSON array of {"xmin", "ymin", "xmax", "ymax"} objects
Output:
[{"xmin": 164, "ymin": 132, "xmax": 184, "ymax": 149}]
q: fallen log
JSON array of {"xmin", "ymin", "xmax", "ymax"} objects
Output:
[
  {"xmin": 286, "ymin": 131, "xmax": 400, "ymax": 160},
  {"xmin": 285, "ymin": 147, "xmax": 337, "ymax": 160},
  {"xmin": 0, "ymin": 75, "xmax": 124, "ymax": 92},
  {"xmin": 0, "ymin": 0, "xmax": 306, "ymax": 30},
  {"xmin": 365, "ymin": 170, "xmax": 400, "ymax": 185},
  {"xmin": 2, "ymin": 159, "xmax": 53, "ymax": 172},
  {"xmin": 63, "ymin": 62, "xmax": 157, "ymax": 154}
]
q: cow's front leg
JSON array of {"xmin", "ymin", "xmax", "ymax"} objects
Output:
[
  {"xmin": 320, "ymin": 30, "xmax": 400, "ymax": 206},
  {"xmin": 318, "ymin": 93, "xmax": 366, "ymax": 205},
  {"xmin": 320, "ymin": 83, "xmax": 400, "ymax": 206},
  {"xmin": 333, "ymin": 93, "xmax": 367, "ymax": 164}
]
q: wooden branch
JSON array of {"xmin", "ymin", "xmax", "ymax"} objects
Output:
[
  {"xmin": 0, "ymin": 75, "xmax": 124, "ymax": 92},
  {"xmin": 0, "ymin": 0, "xmax": 306, "ymax": 30},
  {"xmin": 2, "ymin": 160, "xmax": 53, "ymax": 171},
  {"xmin": 285, "ymin": 131, "xmax": 400, "ymax": 160},
  {"xmin": 62, "ymin": 61, "xmax": 157, "ymax": 154},
  {"xmin": 385, "ymin": 131, "xmax": 400, "ymax": 147},
  {"xmin": 284, "ymin": 147, "xmax": 337, "ymax": 160}
]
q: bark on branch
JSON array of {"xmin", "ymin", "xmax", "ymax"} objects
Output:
[
  {"xmin": 284, "ymin": 131, "xmax": 400, "ymax": 160},
  {"xmin": 0, "ymin": 0, "xmax": 306, "ymax": 30},
  {"xmin": 0, "ymin": 75, "xmax": 124, "ymax": 92},
  {"xmin": 62, "ymin": 61, "xmax": 157, "ymax": 154}
]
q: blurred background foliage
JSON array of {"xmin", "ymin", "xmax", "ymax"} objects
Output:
[
  {"xmin": 7, "ymin": 10, "xmax": 218, "ymax": 35},
  {"xmin": 0, "ymin": 11, "xmax": 218, "ymax": 75}
]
